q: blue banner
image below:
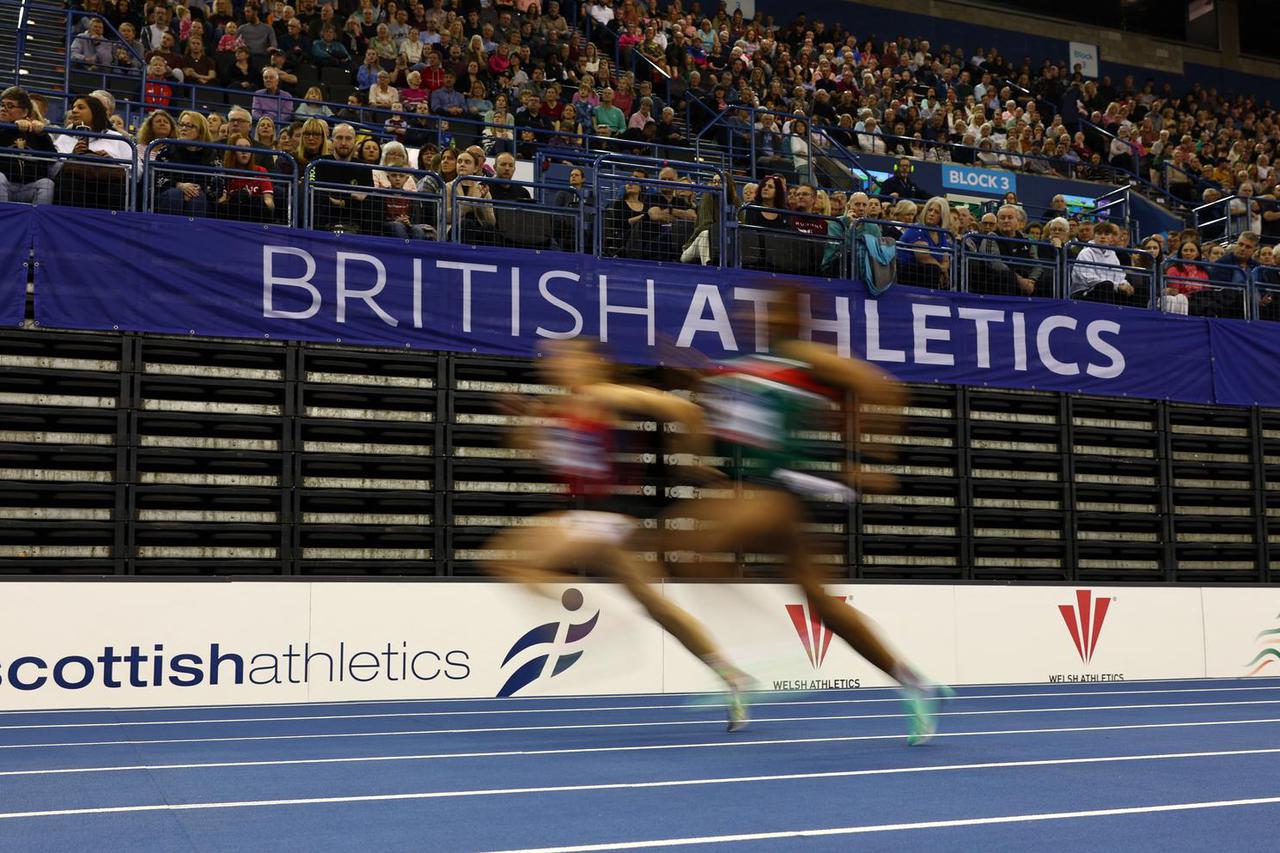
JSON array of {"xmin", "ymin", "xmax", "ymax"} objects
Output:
[
  {"xmin": 0, "ymin": 203, "xmax": 33, "ymax": 327},
  {"xmin": 24, "ymin": 205, "xmax": 1272, "ymax": 407},
  {"xmin": 941, "ymin": 164, "xmax": 1018, "ymax": 196}
]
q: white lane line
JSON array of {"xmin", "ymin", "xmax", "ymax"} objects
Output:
[
  {"xmin": 1, "ymin": 717, "xmax": 1278, "ymax": 771},
  {"xmin": 6, "ymin": 687, "xmax": 1280, "ymax": 731},
  {"xmin": 2, "ymin": 679, "xmax": 1276, "ymax": 718},
  {"xmin": 0, "ymin": 748, "xmax": 1277, "ymax": 820},
  {"xmin": 1, "ymin": 700, "xmax": 1277, "ymax": 750},
  {"xmin": 485, "ymin": 797, "xmax": 1280, "ymax": 852}
]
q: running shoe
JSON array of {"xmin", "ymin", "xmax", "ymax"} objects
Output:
[
  {"xmin": 903, "ymin": 683, "xmax": 955, "ymax": 746},
  {"xmin": 725, "ymin": 672, "xmax": 757, "ymax": 733}
]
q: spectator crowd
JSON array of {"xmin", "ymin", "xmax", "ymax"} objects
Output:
[{"xmin": 0, "ymin": 0, "xmax": 1273, "ymax": 317}]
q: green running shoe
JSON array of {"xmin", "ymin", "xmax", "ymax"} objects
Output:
[{"xmin": 904, "ymin": 683, "xmax": 955, "ymax": 746}]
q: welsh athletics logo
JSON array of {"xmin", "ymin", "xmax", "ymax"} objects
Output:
[
  {"xmin": 1245, "ymin": 612, "xmax": 1280, "ymax": 675},
  {"xmin": 1058, "ymin": 589, "xmax": 1112, "ymax": 664},
  {"xmin": 785, "ymin": 596, "xmax": 844, "ymax": 669},
  {"xmin": 496, "ymin": 588, "xmax": 599, "ymax": 697}
]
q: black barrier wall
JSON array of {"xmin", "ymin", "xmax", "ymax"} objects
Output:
[{"xmin": 1, "ymin": 327, "xmax": 1278, "ymax": 584}]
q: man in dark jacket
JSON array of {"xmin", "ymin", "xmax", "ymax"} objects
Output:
[
  {"xmin": 879, "ymin": 157, "xmax": 929, "ymax": 200},
  {"xmin": 0, "ymin": 87, "xmax": 56, "ymax": 205},
  {"xmin": 974, "ymin": 204, "xmax": 1049, "ymax": 296}
]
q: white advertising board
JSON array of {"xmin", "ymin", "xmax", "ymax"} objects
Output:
[
  {"xmin": 954, "ymin": 585, "xmax": 1205, "ymax": 685},
  {"xmin": 0, "ymin": 580, "xmax": 1268, "ymax": 710},
  {"xmin": 1069, "ymin": 42, "xmax": 1100, "ymax": 78},
  {"xmin": 661, "ymin": 583, "xmax": 958, "ymax": 693},
  {"xmin": 1201, "ymin": 587, "xmax": 1280, "ymax": 679}
]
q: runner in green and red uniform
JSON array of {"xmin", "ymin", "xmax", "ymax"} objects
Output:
[{"xmin": 674, "ymin": 287, "xmax": 952, "ymax": 745}]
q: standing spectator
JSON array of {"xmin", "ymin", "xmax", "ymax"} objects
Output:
[
  {"xmin": 879, "ymin": 157, "xmax": 929, "ymax": 200},
  {"xmin": 153, "ymin": 111, "xmax": 223, "ymax": 218},
  {"xmin": 252, "ymin": 67, "xmax": 295, "ymax": 123},
  {"xmin": 238, "ymin": 2, "xmax": 278, "ymax": 65},
  {"xmin": 0, "ymin": 87, "xmax": 56, "ymax": 206},
  {"xmin": 603, "ymin": 170, "xmax": 648, "ymax": 257}
]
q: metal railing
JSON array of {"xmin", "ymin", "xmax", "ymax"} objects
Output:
[
  {"xmin": 962, "ymin": 232, "xmax": 1061, "ymax": 298},
  {"xmin": 1066, "ymin": 242, "xmax": 1157, "ymax": 308},
  {"xmin": 735, "ymin": 205, "xmax": 846, "ymax": 278},
  {"xmin": 447, "ymin": 174, "xmax": 583, "ymax": 253},
  {"xmin": 142, "ymin": 139, "xmax": 299, "ymax": 224},
  {"xmin": 302, "ymin": 160, "xmax": 446, "ymax": 239}
]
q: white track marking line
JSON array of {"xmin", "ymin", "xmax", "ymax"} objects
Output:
[
  {"xmin": 0, "ymin": 748, "xmax": 1277, "ymax": 820},
  {"xmin": 0, "ymin": 700, "xmax": 1277, "ymax": 749},
  {"xmin": 2, "ymin": 678, "xmax": 1276, "ymax": 717},
  {"xmin": 7, "ymin": 687, "xmax": 1280, "ymax": 731},
  {"xmin": 1, "ymin": 716, "xmax": 1278, "ymax": 768},
  {"xmin": 484, "ymin": 797, "xmax": 1280, "ymax": 852}
]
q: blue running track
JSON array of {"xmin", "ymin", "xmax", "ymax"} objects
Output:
[{"xmin": 1, "ymin": 678, "xmax": 1278, "ymax": 851}]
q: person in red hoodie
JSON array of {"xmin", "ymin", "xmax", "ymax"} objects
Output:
[{"xmin": 144, "ymin": 55, "xmax": 175, "ymax": 112}]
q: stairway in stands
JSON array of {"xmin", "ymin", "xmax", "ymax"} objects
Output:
[{"xmin": 2, "ymin": 0, "xmax": 70, "ymax": 95}]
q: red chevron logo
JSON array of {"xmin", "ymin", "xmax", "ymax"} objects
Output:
[
  {"xmin": 1058, "ymin": 589, "xmax": 1113, "ymax": 664},
  {"xmin": 785, "ymin": 597, "xmax": 844, "ymax": 669}
]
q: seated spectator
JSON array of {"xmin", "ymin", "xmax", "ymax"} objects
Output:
[
  {"xmin": 429, "ymin": 72, "xmax": 466, "ymax": 118},
  {"xmin": 1070, "ymin": 223, "xmax": 1135, "ymax": 303},
  {"xmin": 311, "ymin": 123, "xmax": 373, "ymax": 233},
  {"xmin": 368, "ymin": 70, "xmax": 399, "ymax": 110},
  {"xmin": 448, "ymin": 149, "xmax": 497, "ymax": 242},
  {"xmin": 153, "ymin": 111, "xmax": 223, "ymax": 218},
  {"xmin": 0, "ymin": 87, "xmax": 56, "ymax": 206},
  {"xmin": 483, "ymin": 94, "xmax": 516, "ymax": 155},
  {"xmin": 974, "ymin": 204, "xmax": 1048, "ymax": 296},
  {"xmin": 224, "ymin": 45, "xmax": 257, "ymax": 90},
  {"xmin": 896, "ymin": 197, "xmax": 954, "ymax": 289},
  {"xmin": 137, "ymin": 109, "xmax": 177, "ymax": 160},
  {"xmin": 114, "ymin": 22, "xmax": 145, "ymax": 71},
  {"xmin": 71, "ymin": 18, "xmax": 114, "ymax": 69},
  {"xmin": 52, "ymin": 94, "xmax": 132, "ymax": 210},
  {"xmin": 639, "ymin": 165, "xmax": 696, "ymax": 260},
  {"xmin": 742, "ymin": 174, "xmax": 790, "ymax": 229},
  {"xmin": 881, "ymin": 200, "xmax": 919, "ymax": 240},
  {"xmin": 1164, "ymin": 239, "xmax": 1210, "ymax": 314},
  {"xmin": 144, "ymin": 56, "xmax": 176, "ymax": 111},
  {"xmin": 294, "ymin": 87, "xmax": 335, "ymax": 119},
  {"xmin": 593, "ymin": 88, "xmax": 627, "ymax": 136},
  {"xmin": 402, "ymin": 72, "xmax": 431, "ymax": 109},
  {"xmin": 218, "ymin": 134, "xmax": 276, "ymax": 222},
  {"xmin": 1201, "ymin": 231, "xmax": 1260, "ymax": 317},
  {"xmin": 488, "ymin": 152, "xmax": 531, "ymax": 201},
  {"xmin": 372, "ymin": 140, "xmax": 433, "ymax": 239},
  {"xmin": 253, "ymin": 68, "xmax": 295, "ymax": 124},
  {"xmin": 311, "ymin": 25, "xmax": 352, "ymax": 69},
  {"xmin": 182, "ymin": 36, "xmax": 219, "ymax": 87}
]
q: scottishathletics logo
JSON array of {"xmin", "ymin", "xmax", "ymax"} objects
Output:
[
  {"xmin": 1048, "ymin": 589, "xmax": 1123, "ymax": 683},
  {"xmin": 496, "ymin": 588, "xmax": 599, "ymax": 698},
  {"xmin": 1245, "ymin": 612, "xmax": 1280, "ymax": 675}
]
